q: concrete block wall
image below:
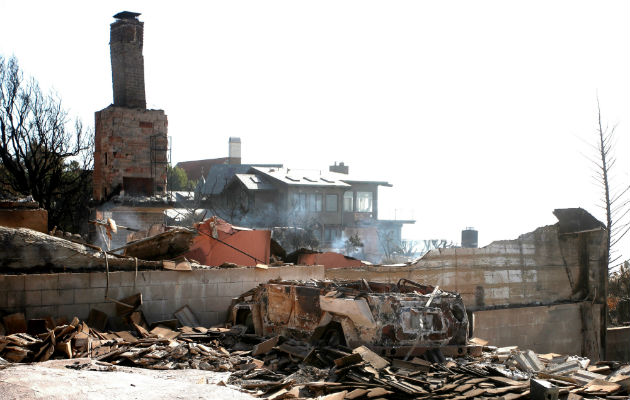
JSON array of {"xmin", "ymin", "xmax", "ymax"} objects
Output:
[
  {"xmin": 0, "ymin": 265, "xmax": 324, "ymax": 328},
  {"xmin": 326, "ymin": 263, "xmax": 577, "ymax": 310},
  {"xmin": 471, "ymin": 303, "xmax": 601, "ymax": 356},
  {"xmin": 607, "ymin": 326, "xmax": 630, "ymax": 362},
  {"xmin": 326, "ymin": 224, "xmax": 606, "ymax": 311}
]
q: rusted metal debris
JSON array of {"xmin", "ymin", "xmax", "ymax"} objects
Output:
[{"xmin": 229, "ymin": 279, "xmax": 469, "ymax": 355}]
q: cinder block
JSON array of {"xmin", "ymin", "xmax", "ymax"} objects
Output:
[
  {"xmin": 217, "ymin": 282, "xmax": 243, "ymax": 297},
  {"xmin": 88, "ymin": 302, "xmax": 116, "ymax": 317},
  {"xmin": 229, "ymin": 267, "xmax": 256, "ymax": 283},
  {"xmin": 206, "ymin": 296, "xmax": 233, "ymax": 313},
  {"xmin": 176, "ymin": 283, "xmax": 195, "ymax": 297},
  {"xmin": 150, "ymin": 271, "xmax": 178, "ymax": 285},
  {"xmin": 175, "ymin": 270, "xmax": 201, "ymax": 284},
  {"xmin": 58, "ymin": 273, "xmax": 90, "ymax": 290},
  {"xmin": 206, "ymin": 268, "xmax": 231, "ymax": 283},
  {"xmin": 111, "ymin": 285, "xmax": 138, "ymax": 300},
  {"xmin": 193, "ymin": 270, "xmax": 210, "ymax": 284},
  {"xmin": 242, "ymin": 281, "xmax": 259, "ymax": 293},
  {"xmin": 186, "ymin": 284, "xmax": 207, "ymax": 299},
  {"xmin": 25, "ymin": 305, "xmax": 59, "ymax": 319},
  {"xmin": 143, "ymin": 285, "xmax": 167, "ymax": 301},
  {"xmin": 107, "ymin": 272, "xmax": 123, "ymax": 287},
  {"xmin": 24, "ymin": 274, "xmax": 59, "ymax": 291},
  {"xmin": 7, "ymin": 291, "xmax": 25, "ymax": 308},
  {"xmin": 142, "ymin": 300, "xmax": 168, "ymax": 321},
  {"xmin": 137, "ymin": 271, "xmax": 151, "ymax": 285},
  {"xmin": 118, "ymin": 271, "xmax": 141, "ymax": 287},
  {"xmin": 255, "ymin": 267, "xmax": 282, "ymax": 283},
  {"xmin": 196, "ymin": 311, "xmax": 219, "ymax": 327},
  {"xmin": 182, "ymin": 298, "xmax": 205, "ymax": 317},
  {"xmin": 3, "ymin": 275, "xmax": 25, "ymax": 291},
  {"xmin": 57, "ymin": 304, "xmax": 90, "ymax": 321},
  {"xmin": 75, "ymin": 288, "xmax": 106, "ymax": 304},
  {"xmin": 201, "ymin": 283, "xmax": 218, "ymax": 299},
  {"xmin": 89, "ymin": 273, "xmax": 107, "ymax": 288},
  {"xmin": 25, "ymin": 290, "xmax": 42, "ymax": 307},
  {"xmin": 41, "ymin": 289, "xmax": 74, "ymax": 306}
]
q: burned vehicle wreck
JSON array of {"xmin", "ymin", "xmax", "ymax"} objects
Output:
[{"xmin": 230, "ymin": 279, "xmax": 469, "ymax": 357}]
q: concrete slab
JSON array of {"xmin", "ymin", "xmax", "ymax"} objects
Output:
[{"xmin": 0, "ymin": 358, "xmax": 255, "ymax": 400}]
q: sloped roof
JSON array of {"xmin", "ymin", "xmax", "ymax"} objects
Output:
[
  {"xmin": 252, "ymin": 167, "xmax": 351, "ymax": 187},
  {"xmin": 200, "ymin": 164, "xmax": 282, "ymax": 195},
  {"xmin": 252, "ymin": 167, "xmax": 392, "ymax": 188},
  {"xmin": 234, "ymin": 174, "xmax": 275, "ymax": 191},
  {"xmin": 175, "ymin": 158, "xmax": 229, "ymax": 181}
]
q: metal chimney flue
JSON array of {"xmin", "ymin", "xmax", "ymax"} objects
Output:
[
  {"xmin": 229, "ymin": 137, "xmax": 241, "ymax": 165},
  {"xmin": 461, "ymin": 227, "xmax": 478, "ymax": 248}
]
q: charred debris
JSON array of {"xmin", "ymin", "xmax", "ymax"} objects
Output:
[
  {"xmin": 0, "ymin": 209, "xmax": 626, "ymax": 399},
  {"xmin": 1, "ymin": 283, "xmax": 629, "ymax": 400}
]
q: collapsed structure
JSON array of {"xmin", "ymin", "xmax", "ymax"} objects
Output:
[
  {"xmin": 0, "ymin": 9, "xmax": 628, "ymax": 398},
  {"xmin": 231, "ymin": 280, "xmax": 469, "ymax": 353}
]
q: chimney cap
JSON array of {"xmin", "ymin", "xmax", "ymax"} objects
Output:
[
  {"xmin": 113, "ymin": 11, "xmax": 141, "ymax": 20},
  {"xmin": 229, "ymin": 137, "xmax": 241, "ymax": 143}
]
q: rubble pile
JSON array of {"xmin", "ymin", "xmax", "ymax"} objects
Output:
[{"xmin": 1, "ymin": 313, "xmax": 629, "ymax": 399}]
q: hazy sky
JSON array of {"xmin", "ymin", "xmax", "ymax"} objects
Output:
[{"xmin": 1, "ymin": 1, "xmax": 628, "ymax": 261}]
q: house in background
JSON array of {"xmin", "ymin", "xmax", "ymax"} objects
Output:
[{"xmin": 193, "ymin": 140, "xmax": 414, "ymax": 262}]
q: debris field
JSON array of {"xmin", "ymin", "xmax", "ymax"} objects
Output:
[{"xmin": 1, "ymin": 280, "xmax": 629, "ymax": 399}]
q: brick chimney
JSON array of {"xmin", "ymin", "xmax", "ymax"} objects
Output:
[
  {"xmin": 110, "ymin": 11, "xmax": 146, "ymax": 109},
  {"xmin": 93, "ymin": 12, "xmax": 168, "ymax": 202},
  {"xmin": 228, "ymin": 137, "xmax": 241, "ymax": 165}
]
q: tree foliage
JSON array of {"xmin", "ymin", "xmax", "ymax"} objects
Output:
[
  {"xmin": 0, "ymin": 55, "xmax": 92, "ymax": 232},
  {"xmin": 344, "ymin": 232, "xmax": 364, "ymax": 256},
  {"xmin": 167, "ymin": 165, "xmax": 194, "ymax": 191}
]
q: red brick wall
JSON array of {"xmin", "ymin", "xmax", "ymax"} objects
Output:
[{"xmin": 93, "ymin": 106, "xmax": 168, "ymax": 201}]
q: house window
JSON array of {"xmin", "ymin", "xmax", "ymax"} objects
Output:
[
  {"xmin": 356, "ymin": 192, "xmax": 373, "ymax": 212},
  {"xmin": 324, "ymin": 226, "xmax": 340, "ymax": 242},
  {"xmin": 291, "ymin": 193, "xmax": 307, "ymax": 211},
  {"xmin": 309, "ymin": 193, "xmax": 322, "ymax": 212},
  {"xmin": 326, "ymin": 194, "xmax": 338, "ymax": 212},
  {"xmin": 311, "ymin": 226, "xmax": 322, "ymax": 242},
  {"xmin": 343, "ymin": 191, "xmax": 353, "ymax": 212}
]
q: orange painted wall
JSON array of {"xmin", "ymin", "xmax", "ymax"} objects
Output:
[
  {"xmin": 298, "ymin": 252, "xmax": 364, "ymax": 269},
  {"xmin": 185, "ymin": 218, "xmax": 270, "ymax": 267}
]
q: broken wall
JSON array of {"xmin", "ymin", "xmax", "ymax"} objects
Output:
[
  {"xmin": 0, "ymin": 266, "xmax": 324, "ymax": 328},
  {"xmin": 326, "ymin": 209, "xmax": 608, "ymax": 359},
  {"xmin": 327, "ymin": 224, "xmax": 605, "ymax": 310},
  {"xmin": 93, "ymin": 106, "xmax": 168, "ymax": 201},
  {"xmin": 607, "ymin": 326, "xmax": 630, "ymax": 362},
  {"xmin": 297, "ymin": 252, "xmax": 365, "ymax": 269},
  {"xmin": 471, "ymin": 303, "xmax": 601, "ymax": 356}
]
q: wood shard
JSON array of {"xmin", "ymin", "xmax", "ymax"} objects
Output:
[
  {"xmin": 352, "ymin": 346, "xmax": 389, "ymax": 370},
  {"xmin": 252, "ymin": 336, "xmax": 279, "ymax": 356}
]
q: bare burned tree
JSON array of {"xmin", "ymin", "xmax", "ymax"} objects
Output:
[
  {"xmin": 0, "ymin": 56, "xmax": 93, "ymax": 232},
  {"xmin": 589, "ymin": 99, "xmax": 630, "ymax": 269}
]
